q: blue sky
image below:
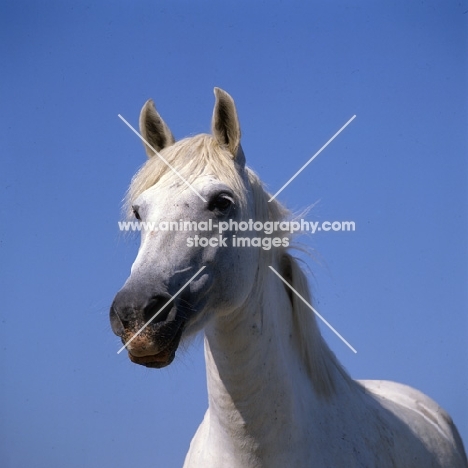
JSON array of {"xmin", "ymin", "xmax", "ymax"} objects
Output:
[{"xmin": 1, "ymin": 1, "xmax": 467, "ymax": 467}]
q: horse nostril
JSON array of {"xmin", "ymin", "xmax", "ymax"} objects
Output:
[
  {"xmin": 110, "ymin": 305, "xmax": 126, "ymax": 336},
  {"xmin": 143, "ymin": 295, "xmax": 173, "ymax": 324}
]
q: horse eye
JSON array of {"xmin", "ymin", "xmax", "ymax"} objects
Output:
[
  {"xmin": 209, "ymin": 194, "xmax": 234, "ymax": 213},
  {"xmin": 132, "ymin": 206, "xmax": 141, "ymax": 220}
]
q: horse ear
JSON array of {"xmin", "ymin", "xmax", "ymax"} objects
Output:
[
  {"xmin": 212, "ymin": 88, "xmax": 244, "ymax": 165},
  {"xmin": 139, "ymin": 99, "xmax": 175, "ymax": 158}
]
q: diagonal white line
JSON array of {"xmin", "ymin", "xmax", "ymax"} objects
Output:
[
  {"xmin": 118, "ymin": 114, "xmax": 207, "ymax": 203},
  {"xmin": 268, "ymin": 115, "xmax": 356, "ymax": 202},
  {"xmin": 268, "ymin": 266, "xmax": 357, "ymax": 353},
  {"xmin": 117, "ymin": 266, "xmax": 206, "ymax": 354}
]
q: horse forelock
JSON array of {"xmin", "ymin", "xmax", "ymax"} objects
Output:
[{"xmin": 125, "ymin": 134, "xmax": 249, "ymax": 217}]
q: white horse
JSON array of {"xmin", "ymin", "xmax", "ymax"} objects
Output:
[{"xmin": 110, "ymin": 88, "xmax": 467, "ymax": 467}]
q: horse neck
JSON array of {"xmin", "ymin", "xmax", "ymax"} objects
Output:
[{"xmin": 203, "ymin": 260, "xmax": 350, "ymax": 458}]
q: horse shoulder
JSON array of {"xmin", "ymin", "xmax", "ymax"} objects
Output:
[{"xmin": 359, "ymin": 379, "xmax": 468, "ymax": 468}]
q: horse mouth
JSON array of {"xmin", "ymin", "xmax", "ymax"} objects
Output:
[
  {"xmin": 128, "ymin": 346, "xmax": 176, "ymax": 368},
  {"xmin": 123, "ymin": 321, "xmax": 184, "ymax": 369}
]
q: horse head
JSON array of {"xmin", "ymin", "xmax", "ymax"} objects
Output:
[{"xmin": 110, "ymin": 88, "xmax": 274, "ymax": 367}]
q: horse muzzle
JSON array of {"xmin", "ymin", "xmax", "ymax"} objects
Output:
[{"xmin": 110, "ymin": 292, "xmax": 186, "ymax": 368}]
